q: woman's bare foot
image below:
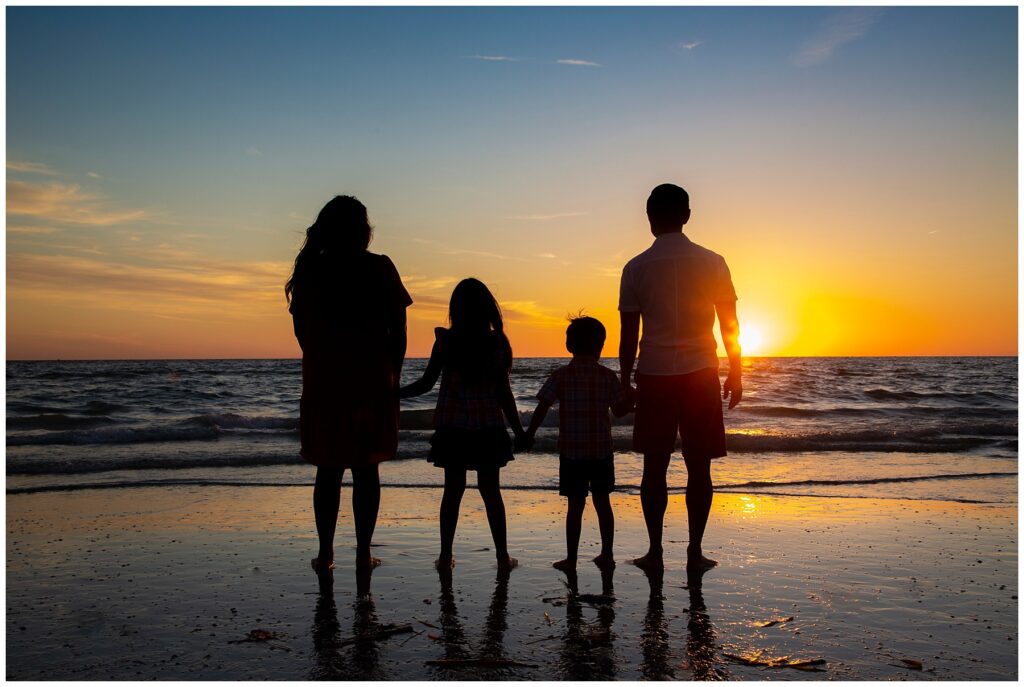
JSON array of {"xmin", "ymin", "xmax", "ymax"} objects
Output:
[
  {"xmin": 552, "ymin": 558, "xmax": 576, "ymax": 572},
  {"xmin": 311, "ymin": 557, "xmax": 336, "ymax": 574},
  {"xmin": 630, "ymin": 551, "xmax": 664, "ymax": 571},
  {"xmin": 355, "ymin": 555, "xmax": 382, "ymax": 570},
  {"xmin": 592, "ymin": 553, "xmax": 616, "ymax": 570},
  {"xmin": 497, "ymin": 555, "xmax": 518, "ymax": 571},
  {"xmin": 434, "ymin": 555, "xmax": 456, "ymax": 570}
]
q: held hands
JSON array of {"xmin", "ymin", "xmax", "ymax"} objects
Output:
[
  {"xmin": 723, "ymin": 371, "xmax": 743, "ymax": 409},
  {"xmin": 513, "ymin": 429, "xmax": 535, "ymax": 453}
]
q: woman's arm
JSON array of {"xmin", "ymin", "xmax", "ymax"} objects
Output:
[
  {"xmin": 388, "ymin": 308, "xmax": 408, "ymax": 386},
  {"xmin": 497, "ymin": 374, "xmax": 525, "ymax": 439},
  {"xmin": 399, "ymin": 338, "xmax": 443, "ymax": 399}
]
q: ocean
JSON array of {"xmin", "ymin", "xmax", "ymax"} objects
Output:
[{"xmin": 6, "ymin": 357, "xmax": 1018, "ymax": 505}]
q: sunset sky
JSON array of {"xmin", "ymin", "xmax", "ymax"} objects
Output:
[{"xmin": 6, "ymin": 6, "xmax": 1017, "ymax": 359}]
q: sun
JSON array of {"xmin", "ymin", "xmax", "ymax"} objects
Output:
[{"xmin": 739, "ymin": 325, "xmax": 765, "ymax": 355}]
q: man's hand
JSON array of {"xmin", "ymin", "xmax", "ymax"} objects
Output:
[{"xmin": 723, "ymin": 371, "xmax": 742, "ymax": 409}]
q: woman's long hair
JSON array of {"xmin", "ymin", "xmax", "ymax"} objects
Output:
[
  {"xmin": 446, "ymin": 278, "xmax": 512, "ymax": 381},
  {"xmin": 285, "ymin": 195, "xmax": 373, "ymax": 303}
]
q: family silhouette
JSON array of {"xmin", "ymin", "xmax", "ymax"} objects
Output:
[{"xmin": 287, "ymin": 185, "xmax": 742, "ymax": 593}]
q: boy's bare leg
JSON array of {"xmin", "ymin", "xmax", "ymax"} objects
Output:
[
  {"xmin": 683, "ymin": 455, "xmax": 717, "ymax": 572},
  {"xmin": 351, "ymin": 464, "xmax": 382, "ymax": 569},
  {"xmin": 591, "ymin": 491, "xmax": 615, "ymax": 568},
  {"xmin": 478, "ymin": 466, "xmax": 517, "ymax": 570},
  {"xmin": 313, "ymin": 466, "xmax": 344, "ymax": 572},
  {"xmin": 554, "ymin": 496, "xmax": 586, "ymax": 571},
  {"xmin": 633, "ymin": 452, "xmax": 670, "ymax": 570},
  {"xmin": 437, "ymin": 467, "xmax": 466, "ymax": 569}
]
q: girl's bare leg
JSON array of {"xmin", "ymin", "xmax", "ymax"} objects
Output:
[
  {"xmin": 438, "ymin": 467, "xmax": 467, "ymax": 568},
  {"xmin": 478, "ymin": 466, "xmax": 517, "ymax": 569}
]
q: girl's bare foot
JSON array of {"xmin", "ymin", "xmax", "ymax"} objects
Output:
[
  {"xmin": 630, "ymin": 551, "xmax": 664, "ymax": 571},
  {"xmin": 356, "ymin": 555, "xmax": 382, "ymax": 570},
  {"xmin": 497, "ymin": 555, "xmax": 518, "ymax": 571},
  {"xmin": 552, "ymin": 559, "xmax": 576, "ymax": 572},
  {"xmin": 434, "ymin": 555, "xmax": 455, "ymax": 570},
  {"xmin": 592, "ymin": 553, "xmax": 616, "ymax": 570},
  {"xmin": 311, "ymin": 557, "xmax": 336, "ymax": 574}
]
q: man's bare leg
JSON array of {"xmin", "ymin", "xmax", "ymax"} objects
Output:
[
  {"xmin": 683, "ymin": 455, "xmax": 716, "ymax": 572},
  {"xmin": 633, "ymin": 452, "xmax": 670, "ymax": 570}
]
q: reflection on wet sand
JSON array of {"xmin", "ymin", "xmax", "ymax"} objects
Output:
[
  {"xmin": 684, "ymin": 573, "xmax": 727, "ymax": 680},
  {"xmin": 639, "ymin": 566, "xmax": 675, "ymax": 679},
  {"xmin": 309, "ymin": 568, "xmax": 384, "ymax": 680},
  {"xmin": 558, "ymin": 565, "xmax": 618, "ymax": 679},
  {"xmin": 431, "ymin": 567, "xmax": 521, "ymax": 677}
]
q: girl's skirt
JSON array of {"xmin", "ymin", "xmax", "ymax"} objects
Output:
[{"xmin": 428, "ymin": 427, "xmax": 514, "ymax": 471}]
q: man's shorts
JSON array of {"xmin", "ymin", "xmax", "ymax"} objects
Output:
[
  {"xmin": 559, "ymin": 454, "xmax": 615, "ymax": 499},
  {"xmin": 633, "ymin": 367, "xmax": 726, "ymax": 460}
]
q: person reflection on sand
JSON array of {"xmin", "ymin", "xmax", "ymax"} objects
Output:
[
  {"xmin": 639, "ymin": 566, "xmax": 675, "ymax": 679},
  {"xmin": 431, "ymin": 567, "xmax": 516, "ymax": 678},
  {"xmin": 558, "ymin": 567, "xmax": 618, "ymax": 679},
  {"xmin": 309, "ymin": 568, "xmax": 384, "ymax": 680},
  {"xmin": 683, "ymin": 577, "xmax": 728, "ymax": 680}
]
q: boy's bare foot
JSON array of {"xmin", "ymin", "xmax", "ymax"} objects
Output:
[
  {"xmin": 311, "ymin": 557, "xmax": 336, "ymax": 574},
  {"xmin": 592, "ymin": 553, "xmax": 616, "ymax": 570},
  {"xmin": 552, "ymin": 559, "xmax": 576, "ymax": 572},
  {"xmin": 434, "ymin": 556, "xmax": 455, "ymax": 570},
  {"xmin": 630, "ymin": 552, "xmax": 664, "ymax": 571},
  {"xmin": 497, "ymin": 555, "xmax": 518, "ymax": 571},
  {"xmin": 686, "ymin": 554, "xmax": 718, "ymax": 573},
  {"xmin": 356, "ymin": 555, "xmax": 381, "ymax": 570}
]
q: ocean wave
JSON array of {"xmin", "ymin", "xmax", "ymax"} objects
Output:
[
  {"xmin": 7, "ymin": 425, "xmax": 222, "ymax": 447},
  {"xmin": 7, "ymin": 470, "xmax": 1016, "ymax": 497},
  {"xmin": 185, "ymin": 413, "xmax": 297, "ymax": 430},
  {"xmin": 7, "ymin": 414, "xmax": 118, "ymax": 430},
  {"xmin": 864, "ymin": 388, "xmax": 1015, "ymax": 404}
]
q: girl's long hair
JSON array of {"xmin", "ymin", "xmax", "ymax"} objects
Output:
[
  {"xmin": 446, "ymin": 278, "xmax": 512, "ymax": 380},
  {"xmin": 285, "ymin": 195, "xmax": 373, "ymax": 303}
]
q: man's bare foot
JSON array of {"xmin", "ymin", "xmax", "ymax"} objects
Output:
[
  {"xmin": 497, "ymin": 555, "xmax": 518, "ymax": 571},
  {"xmin": 686, "ymin": 554, "xmax": 718, "ymax": 573},
  {"xmin": 630, "ymin": 552, "xmax": 664, "ymax": 572},
  {"xmin": 434, "ymin": 556, "xmax": 455, "ymax": 570},
  {"xmin": 553, "ymin": 559, "xmax": 576, "ymax": 572},
  {"xmin": 592, "ymin": 553, "xmax": 616, "ymax": 570},
  {"xmin": 356, "ymin": 555, "xmax": 382, "ymax": 570}
]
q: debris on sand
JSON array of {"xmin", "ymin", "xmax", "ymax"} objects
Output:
[
  {"xmin": 228, "ymin": 629, "xmax": 282, "ymax": 644},
  {"xmin": 723, "ymin": 651, "xmax": 826, "ymax": 672},
  {"xmin": 756, "ymin": 616, "xmax": 795, "ymax": 628},
  {"xmin": 338, "ymin": 623, "xmax": 414, "ymax": 647}
]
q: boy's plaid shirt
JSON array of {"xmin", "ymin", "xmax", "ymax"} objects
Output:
[{"xmin": 537, "ymin": 360, "xmax": 624, "ymax": 460}]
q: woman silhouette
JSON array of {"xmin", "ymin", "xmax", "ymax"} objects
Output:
[{"xmin": 286, "ymin": 195, "xmax": 412, "ymax": 573}]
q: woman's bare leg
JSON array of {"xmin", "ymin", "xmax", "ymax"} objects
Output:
[
  {"xmin": 313, "ymin": 466, "xmax": 345, "ymax": 569},
  {"xmin": 351, "ymin": 464, "xmax": 381, "ymax": 569}
]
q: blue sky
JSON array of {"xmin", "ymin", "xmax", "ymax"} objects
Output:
[{"xmin": 6, "ymin": 7, "xmax": 1018, "ymax": 358}]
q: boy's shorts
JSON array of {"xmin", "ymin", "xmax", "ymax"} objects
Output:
[
  {"xmin": 559, "ymin": 454, "xmax": 615, "ymax": 498},
  {"xmin": 633, "ymin": 368, "xmax": 726, "ymax": 460}
]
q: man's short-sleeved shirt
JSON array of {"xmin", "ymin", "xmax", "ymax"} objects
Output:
[
  {"xmin": 537, "ymin": 360, "xmax": 625, "ymax": 460},
  {"xmin": 618, "ymin": 233, "xmax": 737, "ymax": 376}
]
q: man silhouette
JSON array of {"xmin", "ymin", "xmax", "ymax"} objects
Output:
[{"xmin": 618, "ymin": 183, "xmax": 742, "ymax": 574}]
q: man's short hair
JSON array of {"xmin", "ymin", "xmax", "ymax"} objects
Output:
[
  {"xmin": 566, "ymin": 316, "xmax": 606, "ymax": 356},
  {"xmin": 647, "ymin": 183, "xmax": 690, "ymax": 226}
]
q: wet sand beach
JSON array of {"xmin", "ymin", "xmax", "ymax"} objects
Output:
[{"xmin": 6, "ymin": 485, "xmax": 1017, "ymax": 680}]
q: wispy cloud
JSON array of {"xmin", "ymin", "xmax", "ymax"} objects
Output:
[
  {"xmin": 7, "ymin": 179, "xmax": 148, "ymax": 226},
  {"xmin": 412, "ymin": 237, "xmax": 525, "ymax": 262},
  {"xmin": 244, "ymin": 146, "xmax": 263, "ymax": 157},
  {"xmin": 793, "ymin": 8, "xmax": 882, "ymax": 67},
  {"xmin": 86, "ymin": 171, "xmax": 102, "ymax": 179},
  {"xmin": 680, "ymin": 40, "xmax": 704, "ymax": 51},
  {"xmin": 500, "ymin": 300, "xmax": 566, "ymax": 328},
  {"xmin": 556, "ymin": 59, "xmax": 601, "ymax": 67},
  {"xmin": 7, "ymin": 224, "xmax": 57, "ymax": 235},
  {"xmin": 8, "ymin": 252, "xmax": 291, "ymax": 319},
  {"xmin": 465, "ymin": 55, "xmax": 521, "ymax": 62},
  {"xmin": 7, "ymin": 161, "xmax": 57, "ymax": 176},
  {"xmin": 507, "ymin": 211, "xmax": 588, "ymax": 221},
  {"xmin": 537, "ymin": 253, "xmax": 557, "ymax": 260}
]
